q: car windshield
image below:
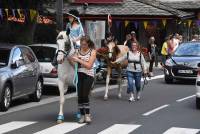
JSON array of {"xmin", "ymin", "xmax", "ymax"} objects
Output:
[
  {"xmin": 0, "ymin": 49, "xmax": 10, "ymax": 67},
  {"xmin": 174, "ymin": 43, "xmax": 200, "ymax": 57},
  {"xmin": 29, "ymin": 46, "xmax": 56, "ymax": 62}
]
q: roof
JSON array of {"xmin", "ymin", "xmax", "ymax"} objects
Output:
[
  {"xmin": 160, "ymin": 0, "xmax": 200, "ymax": 10},
  {"xmin": 134, "ymin": 0, "xmax": 193, "ymax": 18},
  {"xmin": 45, "ymin": 0, "xmax": 193, "ymax": 18},
  {"xmin": 65, "ymin": 0, "xmax": 175, "ymax": 16}
]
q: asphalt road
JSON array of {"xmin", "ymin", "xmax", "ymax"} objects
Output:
[{"xmin": 0, "ymin": 69, "xmax": 200, "ymax": 134}]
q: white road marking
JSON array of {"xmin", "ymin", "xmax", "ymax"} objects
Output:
[
  {"xmin": 34, "ymin": 122, "xmax": 85, "ymax": 134},
  {"xmin": 98, "ymin": 124, "xmax": 141, "ymax": 134},
  {"xmin": 163, "ymin": 127, "xmax": 200, "ymax": 134},
  {"xmin": 0, "ymin": 121, "xmax": 36, "ymax": 133},
  {"xmin": 176, "ymin": 95, "xmax": 196, "ymax": 102},
  {"xmin": 0, "ymin": 75, "xmax": 164, "ymax": 116},
  {"xmin": 143, "ymin": 104, "xmax": 170, "ymax": 116}
]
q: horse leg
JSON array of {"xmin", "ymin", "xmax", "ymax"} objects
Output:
[
  {"xmin": 104, "ymin": 67, "xmax": 111, "ymax": 100},
  {"xmin": 57, "ymin": 79, "xmax": 66, "ymax": 123},
  {"xmin": 117, "ymin": 68, "xmax": 122, "ymax": 99}
]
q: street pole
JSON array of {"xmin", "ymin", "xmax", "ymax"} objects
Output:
[{"xmin": 56, "ymin": 0, "xmax": 63, "ymax": 31}]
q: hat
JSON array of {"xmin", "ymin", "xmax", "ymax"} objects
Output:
[
  {"xmin": 131, "ymin": 31, "xmax": 136, "ymax": 35},
  {"xmin": 67, "ymin": 9, "xmax": 79, "ymax": 19}
]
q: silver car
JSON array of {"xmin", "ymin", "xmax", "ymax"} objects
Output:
[{"xmin": 0, "ymin": 44, "xmax": 43, "ymax": 111}]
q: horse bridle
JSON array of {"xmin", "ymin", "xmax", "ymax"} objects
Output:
[{"xmin": 57, "ymin": 50, "xmax": 70, "ymax": 56}]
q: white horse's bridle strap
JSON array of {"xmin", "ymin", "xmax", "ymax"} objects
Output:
[{"xmin": 58, "ymin": 50, "xmax": 69, "ymax": 56}]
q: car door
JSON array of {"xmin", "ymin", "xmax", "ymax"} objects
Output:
[
  {"xmin": 11, "ymin": 48, "xmax": 27, "ymax": 97},
  {"xmin": 20, "ymin": 47, "xmax": 38, "ymax": 94}
]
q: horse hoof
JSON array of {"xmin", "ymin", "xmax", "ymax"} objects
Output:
[
  {"xmin": 118, "ymin": 94, "xmax": 122, "ymax": 99},
  {"xmin": 57, "ymin": 115, "xmax": 64, "ymax": 124},
  {"xmin": 104, "ymin": 96, "xmax": 108, "ymax": 101}
]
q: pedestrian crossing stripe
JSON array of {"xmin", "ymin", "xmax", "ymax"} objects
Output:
[
  {"xmin": 34, "ymin": 122, "xmax": 86, "ymax": 134},
  {"xmin": 97, "ymin": 124, "xmax": 141, "ymax": 134},
  {"xmin": 0, "ymin": 121, "xmax": 200, "ymax": 134},
  {"xmin": 0, "ymin": 121, "xmax": 37, "ymax": 134},
  {"xmin": 163, "ymin": 127, "xmax": 200, "ymax": 134}
]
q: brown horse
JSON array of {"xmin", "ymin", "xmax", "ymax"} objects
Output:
[{"xmin": 97, "ymin": 42, "xmax": 129, "ymax": 100}]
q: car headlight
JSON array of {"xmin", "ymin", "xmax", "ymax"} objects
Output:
[{"xmin": 165, "ymin": 59, "xmax": 174, "ymax": 66}]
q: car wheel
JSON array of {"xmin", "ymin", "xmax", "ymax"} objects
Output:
[
  {"xmin": 196, "ymin": 97, "xmax": 200, "ymax": 109},
  {"xmin": 165, "ymin": 75, "xmax": 173, "ymax": 84},
  {"xmin": 0, "ymin": 84, "xmax": 12, "ymax": 111},
  {"xmin": 29, "ymin": 79, "xmax": 43, "ymax": 102}
]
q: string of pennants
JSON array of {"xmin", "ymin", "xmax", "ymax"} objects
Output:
[
  {"xmin": 0, "ymin": 8, "xmax": 53, "ymax": 24},
  {"xmin": 114, "ymin": 19, "xmax": 200, "ymax": 29}
]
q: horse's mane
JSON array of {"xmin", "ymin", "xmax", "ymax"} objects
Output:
[{"xmin": 113, "ymin": 43, "xmax": 121, "ymax": 56}]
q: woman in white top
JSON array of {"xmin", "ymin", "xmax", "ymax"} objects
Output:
[
  {"xmin": 114, "ymin": 41, "xmax": 147, "ymax": 102},
  {"xmin": 72, "ymin": 36, "xmax": 96, "ymax": 124}
]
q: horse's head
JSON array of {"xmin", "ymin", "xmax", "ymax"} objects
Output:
[
  {"xmin": 106, "ymin": 42, "xmax": 120, "ymax": 61},
  {"xmin": 56, "ymin": 31, "xmax": 74, "ymax": 64}
]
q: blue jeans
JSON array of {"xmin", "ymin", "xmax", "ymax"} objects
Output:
[{"xmin": 127, "ymin": 71, "xmax": 142, "ymax": 94}]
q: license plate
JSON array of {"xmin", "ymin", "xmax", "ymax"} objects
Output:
[{"xmin": 178, "ymin": 70, "xmax": 193, "ymax": 74}]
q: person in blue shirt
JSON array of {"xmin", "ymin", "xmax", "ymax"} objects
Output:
[{"xmin": 66, "ymin": 9, "xmax": 85, "ymax": 49}]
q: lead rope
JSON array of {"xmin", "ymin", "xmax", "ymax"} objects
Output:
[
  {"xmin": 139, "ymin": 50, "xmax": 149, "ymax": 91},
  {"xmin": 73, "ymin": 62, "xmax": 79, "ymax": 95}
]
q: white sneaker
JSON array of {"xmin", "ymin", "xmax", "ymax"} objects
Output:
[
  {"xmin": 136, "ymin": 92, "xmax": 141, "ymax": 100},
  {"xmin": 128, "ymin": 96, "xmax": 135, "ymax": 102},
  {"xmin": 85, "ymin": 114, "xmax": 92, "ymax": 124},
  {"xmin": 78, "ymin": 115, "xmax": 85, "ymax": 124}
]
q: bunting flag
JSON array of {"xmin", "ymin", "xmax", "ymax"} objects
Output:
[
  {"xmin": 184, "ymin": 22, "xmax": 186, "ymax": 27},
  {"xmin": 5, "ymin": 9, "xmax": 8, "ymax": 18},
  {"xmin": 143, "ymin": 21, "xmax": 148, "ymax": 29},
  {"xmin": 162, "ymin": 19, "xmax": 167, "ymax": 27},
  {"xmin": 17, "ymin": 9, "xmax": 22, "ymax": 18},
  {"xmin": 30, "ymin": 9, "xmax": 37, "ymax": 22},
  {"xmin": 187, "ymin": 20, "xmax": 192, "ymax": 28},
  {"xmin": 0, "ymin": 9, "xmax": 3, "ymax": 20},
  {"xmin": 152, "ymin": 20, "xmax": 158, "ymax": 27},
  {"xmin": 116, "ymin": 21, "xmax": 121, "ymax": 29},
  {"xmin": 0, "ymin": 8, "xmax": 53, "ymax": 24},
  {"xmin": 196, "ymin": 20, "xmax": 200, "ymax": 26},
  {"xmin": 125, "ymin": 20, "xmax": 129, "ymax": 27},
  {"xmin": 134, "ymin": 21, "xmax": 138, "ymax": 29},
  {"xmin": 24, "ymin": 9, "xmax": 30, "ymax": 23},
  {"xmin": 12, "ymin": 9, "xmax": 15, "ymax": 17}
]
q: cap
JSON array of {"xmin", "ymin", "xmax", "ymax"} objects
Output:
[{"xmin": 67, "ymin": 9, "xmax": 79, "ymax": 19}]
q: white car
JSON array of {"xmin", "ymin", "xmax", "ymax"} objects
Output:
[
  {"xmin": 29, "ymin": 44, "xmax": 59, "ymax": 87},
  {"xmin": 196, "ymin": 67, "xmax": 200, "ymax": 109}
]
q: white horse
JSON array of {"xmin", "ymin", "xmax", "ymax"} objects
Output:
[{"xmin": 56, "ymin": 31, "xmax": 76, "ymax": 123}]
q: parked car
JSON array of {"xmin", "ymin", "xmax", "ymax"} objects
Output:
[
  {"xmin": 0, "ymin": 44, "xmax": 43, "ymax": 111},
  {"xmin": 164, "ymin": 41, "xmax": 200, "ymax": 83},
  {"xmin": 95, "ymin": 59, "xmax": 127, "ymax": 83},
  {"xmin": 29, "ymin": 44, "xmax": 58, "ymax": 87},
  {"xmin": 196, "ymin": 64, "xmax": 200, "ymax": 109}
]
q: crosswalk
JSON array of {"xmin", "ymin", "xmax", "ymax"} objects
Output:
[{"xmin": 0, "ymin": 121, "xmax": 199, "ymax": 134}]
